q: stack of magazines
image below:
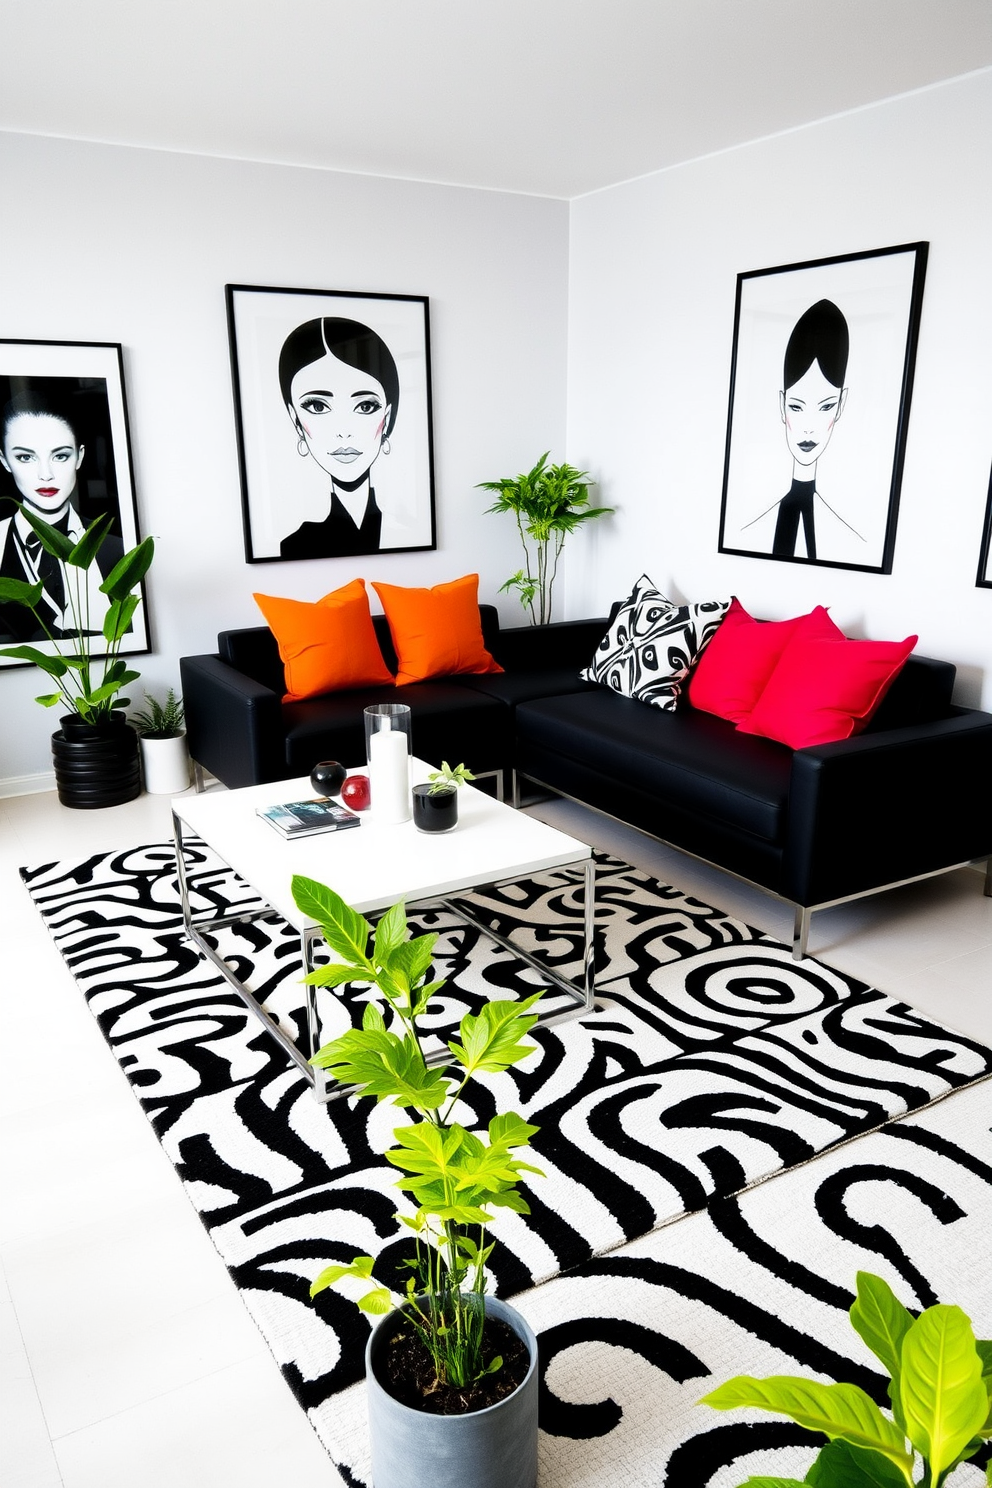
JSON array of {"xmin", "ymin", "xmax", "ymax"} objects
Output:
[{"xmin": 256, "ymin": 798, "xmax": 361, "ymax": 838}]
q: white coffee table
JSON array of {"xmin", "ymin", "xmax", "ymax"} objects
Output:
[{"xmin": 172, "ymin": 760, "xmax": 594, "ymax": 1100}]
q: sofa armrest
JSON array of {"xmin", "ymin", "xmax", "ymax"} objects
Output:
[
  {"xmin": 784, "ymin": 708, "xmax": 992, "ymax": 906},
  {"xmin": 180, "ymin": 653, "xmax": 284, "ymax": 788},
  {"xmin": 492, "ymin": 617, "xmax": 609, "ymax": 673}
]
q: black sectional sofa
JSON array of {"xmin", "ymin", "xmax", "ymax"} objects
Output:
[{"xmin": 180, "ymin": 607, "xmax": 992, "ymax": 956}]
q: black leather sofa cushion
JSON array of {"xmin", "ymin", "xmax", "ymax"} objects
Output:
[
  {"xmin": 862, "ymin": 654, "xmax": 955, "ymax": 731},
  {"xmin": 281, "ymin": 681, "xmax": 509, "ymax": 776},
  {"xmin": 448, "ymin": 669, "xmax": 598, "ymax": 709},
  {"xmin": 516, "ymin": 690, "xmax": 794, "ymax": 843}
]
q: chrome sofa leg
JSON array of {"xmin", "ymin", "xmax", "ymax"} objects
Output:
[
  {"xmin": 985, "ymin": 857, "xmax": 992, "ymax": 898},
  {"xmin": 511, "ymin": 770, "xmax": 521, "ymax": 810},
  {"xmin": 792, "ymin": 905, "xmax": 811, "ymax": 961},
  {"xmin": 192, "ymin": 760, "xmax": 206, "ymax": 793}
]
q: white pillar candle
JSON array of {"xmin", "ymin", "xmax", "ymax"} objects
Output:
[{"xmin": 368, "ymin": 717, "xmax": 411, "ymax": 824}]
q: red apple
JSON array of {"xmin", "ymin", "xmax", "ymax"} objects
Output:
[{"xmin": 340, "ymin": 773, "xmax": 371, "ymax": 812}]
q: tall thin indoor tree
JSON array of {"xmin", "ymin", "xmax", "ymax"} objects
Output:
[{"xmin": 478, "ymin": 452, "xmax": 612, "ymax": 626}]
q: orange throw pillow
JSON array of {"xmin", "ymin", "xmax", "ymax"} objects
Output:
[
  {"xmin": 254, "ymin": 579, "xmax": 393, "ymax": 702},
  {"xmin": 371, "ymin": 574, "xmax": 504, "ymax": 686}
]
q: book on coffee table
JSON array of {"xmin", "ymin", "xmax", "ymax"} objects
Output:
[{"xmin": 256, "ymin": 798, "xmax": 361, "ymax": 838}]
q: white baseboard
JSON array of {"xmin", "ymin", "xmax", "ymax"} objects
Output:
[{"xmin": 0, "ymin": 770, "xmax": 56, "ymax": 799}]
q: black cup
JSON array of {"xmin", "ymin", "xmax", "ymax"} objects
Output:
[{"xmin": 412, "ymin": 784, "xmax": 458, "ymax": 833}]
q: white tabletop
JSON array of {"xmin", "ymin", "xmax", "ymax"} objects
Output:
[{"xmin": 173, "ymin": 760, "xmax": 591, "ymax": 928}]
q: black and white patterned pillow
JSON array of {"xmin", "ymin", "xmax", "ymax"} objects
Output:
[{"xmin": 581, "ymin": 573, "xmax": 730, "ymax": 711}]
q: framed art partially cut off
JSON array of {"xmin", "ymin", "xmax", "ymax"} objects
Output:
[
  {"xmin": 718, "ymin": 242, "xmax": 928, "ymax": 574},
  {"xmin": 227, "ymin": 284, "xmax": 437, "ymax": 563},
  {"xmin": 0, "ymin": 338, "xmax": 148, "ymax": 665},
  {"xmin": 977, "ymin": 465, "xmax": 992, "ymax": 589}
]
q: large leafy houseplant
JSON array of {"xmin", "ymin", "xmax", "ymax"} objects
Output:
[
  {"xmin": 702, "ymin": 1270, "xmax": 992, "ymax": 1487},
  {"xmin": 478, "ymin": 451, "xmax": 612, "ymax": 626},
  {"xmin": 0, "ymin": 504, "xmax": 154, "ymax": 722},
  {"xmin": 293, "ymin": 873, "xmax": 543, "ymax": 1397}
]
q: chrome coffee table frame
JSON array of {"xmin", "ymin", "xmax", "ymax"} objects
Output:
[{"xmin": 171, "ymin": 768, "xmax": 595, "ymax": 1102}]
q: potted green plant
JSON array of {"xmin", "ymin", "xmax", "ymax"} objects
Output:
[
  {"xmin": 292, "ymin": 873, "xmax": 543, "ymax": 1488},
  {"xmin": 0, "ymin": 504, "xmax": 154, "ymax": 808},
  {"xmin": 411, "ymin": 760, "xmax": 475, "ymax": 833},
  {"xmin": 130, "ymin": 687, "xmax": 190, "ymax": 795},
  {"xmin": 478, "ymin": 451, "xmax": 613, "ymax": 625},
  {"xmin": 701, "ymin": 1270, "xmax": 992, "ymax": 1487}
]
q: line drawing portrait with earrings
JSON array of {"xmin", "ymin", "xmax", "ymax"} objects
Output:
[{"xmin": 227, "ymin": 287, "xmax": 437, "ymax": 564}]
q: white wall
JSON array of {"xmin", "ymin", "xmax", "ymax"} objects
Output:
[
  {"xmin": 0, "ymin": 134, "xmax": 569, "ymax": 785},
  {"xmin": 565, "ymin": 69, "xmax": 992, "ymax": 708}
]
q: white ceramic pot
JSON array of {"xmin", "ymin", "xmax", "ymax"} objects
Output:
[{"xmin": 139, "ymin": 732, "xmax": 191, "ymax": 794}]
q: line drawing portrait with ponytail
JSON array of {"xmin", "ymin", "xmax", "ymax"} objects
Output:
[
  {"xmin": 718, "ymin": 243, "xmax": 928, "ymax": 575},
  {"xmin": 227, "ymin": 286, "xmax": 437, "ymax": 564}
]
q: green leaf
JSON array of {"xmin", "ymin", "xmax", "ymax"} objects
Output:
[
  {"xmin": 291, "ymin": 876, "xmax": 372, "ymax": 967},
  {"xmin": 899, "ymin": 1304, "xmax": 988, "ymax": 1477},
  {"xmin": 489, "ymin": 1111, "xmax": 540, "ymax": 1148},
  {"xmin": 34, "ymin": 691, "xmax": 63, "ymax": 707},
  {"xmin": 310, "ymin": 1027, "xmax": 448, "ymax": 1109},
  {"xmin": 88, "ymin": 670, "xmax": 139, "ymax": 705},
  {"xmin": 850, "ymin": 1274, "xmax": 914, "ymax": 1380},
  {"xmin": 0, "ymin": 576, "xmax": 44, "ymax": 607},
  {"xmin": 373, "ymin": 900, "xmax": 408, "ymax": 963},
  {"xmin": 20, "ymin": 507, "xmax": 75, "ymax": 562},
  {"xmin": 357, "ymin": 1288, "xmax": 394, "ymax": 1315},
  {"xmin": 103, "ymin": 593, "xmax": 139, "ymax": 643},
  {"xmin": 806, "ymin": 1439, "xmax": 907, "ymax": 1488},
  {"xmin": 700, "ymin": 1377, "xmax": 913, "ymax": 1480},
  {"xmin": 976, "ymin": 1341, "xmax": 992, "ymax": 1378},
  {"xmin": 309, "ymin": 1255, "xmax": 375, "ymax": 1296},
  {"xmin": 301, "ymin": 962, "xmax": 367, "ymax": 989},
  {"xmin": 66, "ymin": 513, "xmax": 112, "ymax": 569},
  {"xmin": 728, "ymin": 1480, "xmax": 807, "ymax": 1488},
  {"xmin": 99, "ymin": 535, "xmax": 154, "ymax": 600},
  {"xmin": 385, "ymin": 1121, "xmax": 463, "ymax": 1181},
  {"xmin": 0, "ymin": 644, "xmax": 67, "ymax": 674},
  {"xmin": 362, "ymin": 1002, "xmax": 386, "ymax": 1033},
  {"xmin": 448, "ymin": 993, "xmax": 542, "ymax": 1078},
  {"xmin": 388, "ymin": 934, "xmax": 438, "ymax": 994}
]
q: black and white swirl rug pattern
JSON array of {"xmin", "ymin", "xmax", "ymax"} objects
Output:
[{"xmin": 20, "ymin": 843, "xmax": 992, "ymax": 1481}]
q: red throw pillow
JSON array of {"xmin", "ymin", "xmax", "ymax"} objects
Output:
[
  {"xmin": 738, "ymin": 631, "xmax": 918, "ymax": 749},
  {"xmin": 371, "ymin": 574, "xmax": 503, "ymax": 686},
  {"xmin": 254, "ymin": 579, "xmax": 393, "ymax": 702},
  {"xmin": 688, "ymin": 599, "xmax": 842, "ymax": 724}
]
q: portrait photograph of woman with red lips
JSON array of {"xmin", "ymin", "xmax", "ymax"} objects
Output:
[{"xmin": 0, "ymin": 340, "xmax": 148, "ymax": 662}]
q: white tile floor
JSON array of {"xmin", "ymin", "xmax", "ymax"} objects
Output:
[{"xmin": 2, "ymin": 784, "xmax": 991, "ymax": 1487}]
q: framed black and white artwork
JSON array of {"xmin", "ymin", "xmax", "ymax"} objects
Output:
[
  {"xmin": 226, "ymin": 285, "xmax": 437, "ymax": 563},
  {"xmin": 977, "ymin": 464, "xmax": 992, "ymax": 589},
  {"xmin": 718, "ymin": 242, "xmax": 928, "ymax": 574},
  {"xmin": 0, "ymin": 338, "xmax": 148, "ymax": 665}
]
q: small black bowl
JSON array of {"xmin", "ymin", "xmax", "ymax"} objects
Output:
[{"xmin": 310, "ymin": 760, "xmax": 347, "ymax": 797}]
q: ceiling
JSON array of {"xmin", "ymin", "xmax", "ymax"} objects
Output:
[{"xmin": 2, "ymin": 0, "xmax": 990, "ymax": 198}]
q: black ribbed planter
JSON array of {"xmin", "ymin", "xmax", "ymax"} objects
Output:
[{"xmin": 51, "ymin": 713, "xmax": 141, "ymax": 809}]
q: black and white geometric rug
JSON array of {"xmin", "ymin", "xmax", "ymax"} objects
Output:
[{"xmin": 20, "ymin": 843, "xmax": 992, "ymax": 1485}]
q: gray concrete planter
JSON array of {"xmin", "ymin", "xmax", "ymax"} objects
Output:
[{"xmin": 365, "ymin": 1296, "xmax": 538, "ymax": 1488}]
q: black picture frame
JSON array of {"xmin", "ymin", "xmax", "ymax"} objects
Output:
[
  {"xmin": 226, "ymin": 284, "xmax": 437, "ymax": 564},
  {"xmin": 0, "ymin": 338, "xmax": 149, "ymax": 667},
  {"xmin": 977, "ymin": 465, "xmax": 992, "ymax": 589},
  {"xmin": 718, "ymin": 242, "xmax": 928, "ymax": 574}
]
